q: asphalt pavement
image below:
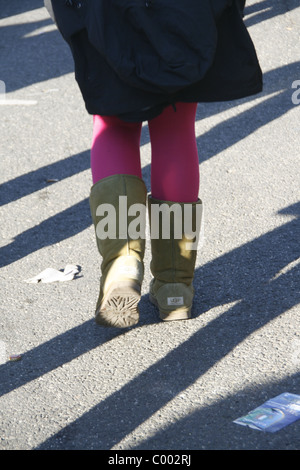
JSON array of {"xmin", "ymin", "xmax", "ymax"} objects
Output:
[{"xmin": 0, "ymin": 0, "xmax": 299, "ymax": 451}]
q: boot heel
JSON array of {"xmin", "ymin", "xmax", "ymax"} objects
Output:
[
  {"xmin": 149, "ymin": 282, "xmax": 193, "ymax": 321},
  {"xmin": 158, "ymin": 307, "xmax": 192, "ymax": 322}
]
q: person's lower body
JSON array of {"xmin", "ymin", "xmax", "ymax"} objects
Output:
[{"xmin": 89, "ymin": 102, "xmax": 203, "ymax": 326}]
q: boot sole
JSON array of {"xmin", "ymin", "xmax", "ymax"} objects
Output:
[
  {"xmin": 95, "ymin": 281, "xmax": 141, "ymax": 328},
  {"xmin": 149, "ymin": 292, "xmax": 192, "ymax": 321}
]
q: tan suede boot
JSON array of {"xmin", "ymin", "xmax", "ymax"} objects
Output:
[
  {"xmin": 89, "ymin": 175, "xmax": 147, "ymax": 327},
  {"xmin": 148, "ymin": 196, "xmax": 203, "ymax": 321}
]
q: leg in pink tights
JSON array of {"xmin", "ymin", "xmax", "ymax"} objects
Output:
[
  {"xmin": 148, "ymin": 102, "xmax": 199, "ymax": 203},
  {"xmin": 91, "ymin": 103, "xmax": 199, "ymax": 202},
  {"xmin": 91, "ymin": 115, "xmax": 142, "ymax": 184}
]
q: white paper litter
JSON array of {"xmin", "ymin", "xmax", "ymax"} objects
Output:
[{"xmin": 24, "ymin": 265, "xmax": 80, "ymax": 283}]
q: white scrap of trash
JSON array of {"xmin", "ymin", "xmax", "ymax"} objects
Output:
[{"xmin": 24, "ymin": 265, "xmax": 80, "ymax": 283}]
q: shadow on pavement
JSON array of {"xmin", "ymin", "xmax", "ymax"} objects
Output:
[
  {"xmin": 0, "ymin": 0, "xmax": 43, "ymax": 19},
  {"xmin": 32, "ymin": 201, "xmax": 299, "ymax": 449},
  {"xmin": 244, "ymin": 0, "xmax": 299, "ymax": 27},
  {"xmin": 1, "ymin": 201, "xmax": 298, "ymax": 449}
]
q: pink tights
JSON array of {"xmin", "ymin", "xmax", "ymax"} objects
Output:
[{"xmin": 90, "ymin": 102, "xmax": 199, "ymax": 202}]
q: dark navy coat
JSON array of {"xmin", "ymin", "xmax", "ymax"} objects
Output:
[{"xmin": 45, "ymin": 0, "xmax": 262, "ymax": 121}]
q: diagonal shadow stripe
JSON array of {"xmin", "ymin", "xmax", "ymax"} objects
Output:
[
  {"xmin": 34, "ymin": 204, "xmax": 299, "ymax": 449},
  {"xmin": 0, "ymin": 198, "xmax": 91, "ymax": 267},
  {"xmin": 35, "ymin": 263, "xmax": 299, "ymax": 449},
  {"xmin": 0, "ymin": 127, "xmax": 151, "ymax": 207},
  {"xmin": 197, "ymin": 87, "xmax": 295, "ymax": 163},
  {"xmin": 243, "ymin": 0, "xmax": 299, "ymax": 28},
  {"xmin": 0, "ymin": 151, "xmax": 90, "ymax": 206},
  {"xmin": 0, "ymin": 318, "xmax": 127, "ymax": 398},
  {"xmin": 0, "ymin": 0, "xmax": 43, "ymax": 19},
  {"xmin": 130, "ymin": 371, "xmax": 300, "ymax": 450}
]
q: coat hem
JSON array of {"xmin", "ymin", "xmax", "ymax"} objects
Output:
[{"xmin": 85, "ymin": 81, "xmax": 263, "ymax": 122}]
